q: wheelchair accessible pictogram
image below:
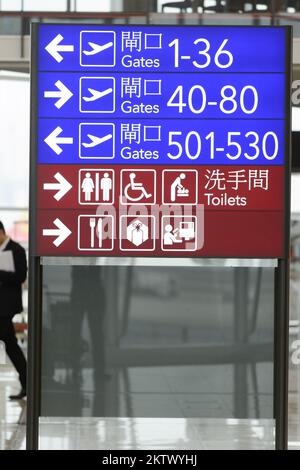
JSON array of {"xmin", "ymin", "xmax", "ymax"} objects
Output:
[{"xmin": 120, "ymin": 169, "xmax": 156, "ymax": 205}]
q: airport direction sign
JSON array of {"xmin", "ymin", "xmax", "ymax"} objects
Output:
[{"xmin": 32, "ymin": 24, "xmax": 290, "ymax": 257}]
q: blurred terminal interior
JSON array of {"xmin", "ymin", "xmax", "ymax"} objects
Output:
[{"xmin": 1, "ymin": 0, "xmax": 300, "ymax": 450}]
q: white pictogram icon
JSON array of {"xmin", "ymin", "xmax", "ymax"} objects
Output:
[
  {"xmin": 83, "ymin": 41, "xmax": 113, "ymax": 56},
  {"xmin": 101, "ymin": 172, "xmax": 113, "ymax": 201},
  {"xmin": 78, "ymin": 215, "xmax": 114, "ymax": 251},
  {"xmin": 81, "ymin": 172, "xmax": 94, "ymax": 201},
  {"xmin": 163, "ymin": 224, "xmax": 182, "ymax": 246},
  {"xmin": 163, "ymin": 222, "xmax": 195, "ymax": 246},
  {"xmin": 120, "ymin": 215, "xmax": 155, "ymax": 252},
  {"xmin": 162, "ymin": 170, "xmax": 198, "ymax": 206},
  {"xmin": 82, "ymin": 87, "xmax": 113, "ymax": 102},
  {"xmin": 79, "ymin": 169, "xmax": 114, "ymax": 204},
  {"xmin": 88, "ymin": 217, "xmax": 103, "ymax": 248},
  {"xmin": 127, "ymin": 219, "xmax": 149, "ymax": 247},
  {"xmin": 88, "ymin": 216, "xmax": 103, "ymax": 248},
  {"xmin": 170, "ymin": 173, "xmax": 189, "ymax": 202},
  {"xmin": 124, "ymin": 172, "xmax": 152, "ymax": 202},
  {"xmin": 178, "ymin": 221, "xmax": 195, "ymax": 240},
  {"xmin": 80, "ymin": 77, "xmax": 115, "ymax": 113},
  {"xmin": 80, "ymin": 31, "xmax": 116, "ymax": 67},
  {"xmin": 79, "ymin": 123, "xmax": 115, "ymax": 159},
  {"xmin": 82, "ymin": 133, "xmax": 113, "ymax": 148},
  {"xmin": 121, "ymin": 169, "xmax": 156, "ymax": 205},
  {"xmin": 161, "ymin": 216, "xmax": 197, "ymax": 252}
]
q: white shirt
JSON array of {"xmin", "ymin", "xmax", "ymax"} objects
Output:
[{"xmin": 0, "ymin": 237, "xmax": 10, "ymax": 252}]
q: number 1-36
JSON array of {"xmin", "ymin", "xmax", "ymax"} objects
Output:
[{"xmin": 169, "ymin": 38, "xmax": 233, "ymax": 69}]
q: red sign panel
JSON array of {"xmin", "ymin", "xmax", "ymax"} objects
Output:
[{"xmin": 36, "ymin": 165, "xmax": 284, "ymax": 257}]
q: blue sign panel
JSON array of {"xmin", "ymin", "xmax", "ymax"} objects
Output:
[
  {"xmin": 38, "ymin": 25, "xmax": 285, "ymax": 73},
  {"xmin": 38, "ymin": 72, "xmax": 285, "ymax": 119},
  {"xmin": 37, "ymin": 118, "xmax": 285, "ymax": 166},
  {"xmin": 37, "ymin": 24, "xmax": 287, "ymax": 166}
]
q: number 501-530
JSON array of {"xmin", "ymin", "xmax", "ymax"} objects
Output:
[{"xmin": 167, "ymin": 131, "xmax": 279, "ymax": 161}]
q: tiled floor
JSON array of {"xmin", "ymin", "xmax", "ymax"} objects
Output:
[
  {"xmin": 0, "ymin": 364, "xmax": 279, "ymax": 450},
  {"xmin": 0, "ymin": 362, "xmax": 300, "ymax": 450},
  {"xmin": 38, "ymin": 417, "xmax": 276, "ymax": 450},
  {"xmin": 0, "ymin": 367, "xmax": 26, "ymax": 450},
  {"xmin": 0, "ymin": 332, "xmax": 300, "ymax": 450}
]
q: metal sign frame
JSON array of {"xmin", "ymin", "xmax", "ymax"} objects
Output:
[{"xmin": 26, "ymin": 22, "xmax": 292, "ymax": 450}]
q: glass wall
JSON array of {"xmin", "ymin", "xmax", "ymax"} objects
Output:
[{"xmin": 39, "ymin": 261, "xmax": 275, "ymax": 449}]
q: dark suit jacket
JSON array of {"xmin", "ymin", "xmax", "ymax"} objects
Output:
[{"xmin": 0, "ymin": 239, "xmax": 27, "ymax": 317}]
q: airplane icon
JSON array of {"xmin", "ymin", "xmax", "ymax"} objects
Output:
[
  {"xmin": 83, "ymin": 41, "xmax": 113, "ymax": 56},
  {"xmin": 80, "ymin": 30, "xmax": 116, "ymax": 67},
  {"xmin": 82, "ymin": 87, "xmax": 113, "ymax": 102},
  {"xmin": 80, "ymin": 77, "xmax": 115, "ymax": 113},
  {"xmin": 82, "ymin": 133, "xmax": 113, "ymax": 148},
  {"xmin": 79, "ymin": 123, "xmax": 115, "ymax": 159}
]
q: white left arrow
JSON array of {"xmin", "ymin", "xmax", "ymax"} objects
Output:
[
  {"xmin": 44, "ymin": 127, "xmax": 73, "ymax": 155},
  {"xmin": 45, "ymin": 34, "xmax": 74, "ymax": 63},
  {"xmin": 43, "ymin": 172, "xmax": 72, "ymax": 201},
  {"xmin": 43, "ymin": 218, "xmax": 72, "ymax": 247},
  {"xmin": 44, "ymin": 80, "xmax": 73, "ymax": 109}
]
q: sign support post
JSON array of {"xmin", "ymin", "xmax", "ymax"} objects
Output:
[
  {"xmin": 27, "ymin": 23, "xmax": 42, "ymax": 450},
  {"xmin": 274, "ymin": 260, "xmax": 290, "ymax": 450},
  {"xmin": 274, "ymin": 38, "xmax": 292, "ymax": 448},
  {"xmin": 26, "ymin": 257, "xmax": 42, "ymax": 450}
]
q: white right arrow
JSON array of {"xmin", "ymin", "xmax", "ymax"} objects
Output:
[
  {"xmin": 43, "ymin": 218, "xmax": 72, "ymax": 247},
  {"xmin": 45, "ymin": 34, "xmax": 74, "ymax": 63},
  {"xmin": 44, "ymin": 127, "xmax": 73, "ymax": 155},
  {"xmin": 44, "ymin": 80, "xmax": 73, "ymax": 109},
  {"xmin": 43, "ymin": 172, "xmax": 72, "ymax": 201}
]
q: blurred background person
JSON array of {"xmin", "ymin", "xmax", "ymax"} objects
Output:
[{"xmin": 0, "ymin": 220, "xmax": 27, "ymax": 400}]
